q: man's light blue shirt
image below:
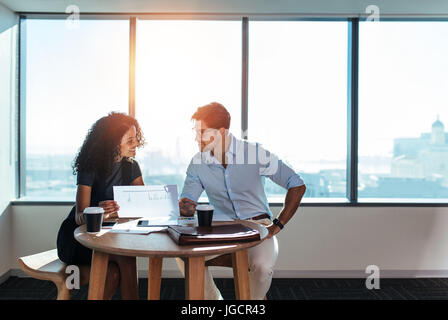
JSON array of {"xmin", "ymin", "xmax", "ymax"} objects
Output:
[{"xmin": 180, "ymin": 134, "xmax": 305, "ymax": 220}]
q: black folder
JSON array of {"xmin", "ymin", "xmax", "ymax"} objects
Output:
[{"xmin": 167, "ymin": 224, "xmax": 261, "ymax": 245}]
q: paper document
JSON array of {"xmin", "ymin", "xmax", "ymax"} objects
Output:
[
  {"xmin": 113, "ymin": 185, "xmax": 179, "ymax": 225},
  {"xmin": 109, "ymin": 219, "xmax": 167, "ymax": 234}
]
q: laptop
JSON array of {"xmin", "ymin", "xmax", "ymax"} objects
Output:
[{"xmin": 113, "ymin": 184, "xmax": 180, "ymax": 226}]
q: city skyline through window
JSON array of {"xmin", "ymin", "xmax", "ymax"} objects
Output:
[{"xmin": 358, "ymin": 22, "xmax": 448, "ymax": 200}]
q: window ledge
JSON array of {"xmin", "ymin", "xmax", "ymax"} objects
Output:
[{"xmin": 10, "ymin": 197, "xmax": 448, "ymax": 207}]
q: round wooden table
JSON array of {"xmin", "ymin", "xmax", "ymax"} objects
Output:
[{"xmin": 74, "ymin": 219, "xmax": 268, "ymax": 300}]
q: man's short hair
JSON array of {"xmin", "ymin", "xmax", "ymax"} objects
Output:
[{"xmin": 191, "ymin": 102, "xmax": 231, "ymax": 129}]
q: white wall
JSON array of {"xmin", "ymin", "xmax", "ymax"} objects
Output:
[
  {"xmin": 0, "ymin": 2, "xmax": 18, "ymax": 280},
  {"xmin": 0, "ymin": 206, "xmax": 12, "ymax": 281},
  {"xmin": 9, "ymin": 204, "xmax": 448, "ymax": 278}
]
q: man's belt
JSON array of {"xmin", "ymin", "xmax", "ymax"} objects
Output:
[{"xmin": 250, "ymin": 213, "xmax": 271, "ymax": 221}]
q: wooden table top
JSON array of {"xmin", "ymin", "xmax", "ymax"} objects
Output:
[{"xmin": 74, "ymin": 219, "xmax": 268, "ymax": 258}]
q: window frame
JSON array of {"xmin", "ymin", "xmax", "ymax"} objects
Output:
[{"xmin": 15, "ymin": 13, "xmax": 448, "ymax": 206}]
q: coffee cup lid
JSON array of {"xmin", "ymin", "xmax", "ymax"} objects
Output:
[
  {"xmin": 196, "ymin": 204, "xmax": 214, "ymax": 211},
  {"xmin": 83, "ymin": 207, "xmax": 104, "ymax": 214}
]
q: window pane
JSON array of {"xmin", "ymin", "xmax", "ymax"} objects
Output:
[
  {"xmin": 24, "ymin": 19, "xmax": 129, "ymax": 200},
  {"xmin": 135, "ymin": 20, "xmax": 241, "ymax": 196},
  {"xmin": 248, "ymin": 21, "xmax": 348, "ymax": 200},
  {"xmin": 359, "ymin": 22, "xmax": 448, "ymax": 200}
]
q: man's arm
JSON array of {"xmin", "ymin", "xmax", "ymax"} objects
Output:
[
  {"xmin": 258, "ymin": 145, "xmax": 306, "ymax": 237},
  {"xmin": 267, "ymin": 184, "xmax": 306, "ymax": 238},
  {"xmin": 179, "ymin": 163, "xmax": 204, "ymax": 216}
]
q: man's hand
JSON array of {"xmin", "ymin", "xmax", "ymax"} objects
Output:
[
  {"xmin": 266, "ymin": 223, "xmax": 281, "ymax": 239},
  {"xmin": 179, "ymin": 198, "xmax": 197, "ymax": 217},
  {"xmin": 98, "ymin": 200, "xmax": 120, "ymax": 219}
]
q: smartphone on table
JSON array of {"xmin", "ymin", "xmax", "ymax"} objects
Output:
[{"xmin": 102, "ymin": 221, "xmax": 117, "ymax": 228}]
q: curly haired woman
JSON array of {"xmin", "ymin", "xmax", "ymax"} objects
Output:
[{"xmin": 56, "ymin": 112, "xmax": 145, "ymax": 299}]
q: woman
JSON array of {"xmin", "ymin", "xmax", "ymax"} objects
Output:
[{"xmin": 57, "ymin": 112, "xmax": 145, "ymax": 299}]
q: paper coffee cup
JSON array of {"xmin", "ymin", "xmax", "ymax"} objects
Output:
[
  {"xmin": 84, "ymin": 207, "xmax": 104, "ymax": 233},
  {"xmin": 196, "ymin": 204, "xmax": 214, "ymax": 227}
]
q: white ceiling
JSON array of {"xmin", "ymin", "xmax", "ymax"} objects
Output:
[{"xmin": 1, "ymin": 0, "xmax": 448, "ymax": 15}]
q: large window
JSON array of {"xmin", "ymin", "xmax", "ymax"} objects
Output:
[
  {"xmin": 248, "ymin": 21, "xmax": 348, "ymax": 200},
  {"xmin": 358, "ymin": 22, "xmax": 448, "ymax": 201},
  {"xmin": 135, "ymin": 20, "xmax": 241, "ymax": 196},
  {"xmin": 23, "ymin": 19, "xmax": 129, "ymax": 200},
  {"xmin": 19, "ymin": 16, "xmax": 448, "ymax": 204}
]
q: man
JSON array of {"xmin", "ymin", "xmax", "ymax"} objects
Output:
[{"xmin": 177, "ymin": 102, "xmax": 306, "ymax": 300}]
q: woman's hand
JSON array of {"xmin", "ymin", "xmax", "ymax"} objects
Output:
[{"xmin": 98, "ymin": 200, "xmax": 120, "ymax": 220}]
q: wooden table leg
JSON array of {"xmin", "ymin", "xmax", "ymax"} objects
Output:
[
  {"xmin": 232, "ymin": 249, "xmax": 251, "ymax": 300},
  {"xmin": 148, "ymin": 257, "xmax": 163, "ymax": 300},
  {"xmin": 88, "ymin": 250, "xmax": 109, "ymax": 300},
  {"xmin": 114, "ymin": 255, "xmax": 139, "ymax": 300},
  {"xmin": 185, "ymin": 256, "xmax": 205, "ymax": 300}
]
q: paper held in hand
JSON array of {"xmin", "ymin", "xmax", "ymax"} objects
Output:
[{"xmin": 113, "ymin": 185, "xmax": 179, "ymax": 225}]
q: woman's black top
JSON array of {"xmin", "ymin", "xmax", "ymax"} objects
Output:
[
  {"xmin": 77, "ymin": 158, "xmax": 142, "ymax": 207},
  {"xmin": 56, "ymin": 158, "xmax": 142, "ymax": 265}
]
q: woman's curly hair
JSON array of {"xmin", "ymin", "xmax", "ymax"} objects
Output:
[{"xmin": 72, "ymin": 112, "xmax": 146, "ymax": 178}]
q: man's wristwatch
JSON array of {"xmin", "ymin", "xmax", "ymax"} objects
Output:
[{"xmin": 272, "ymin": 218, "xmax": 284, "ymax": 230}]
